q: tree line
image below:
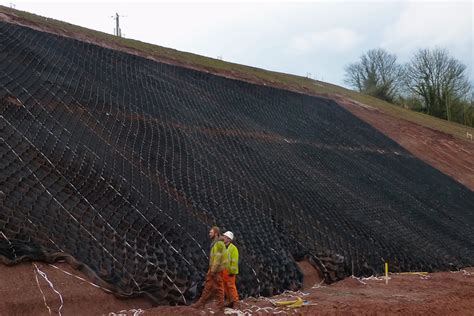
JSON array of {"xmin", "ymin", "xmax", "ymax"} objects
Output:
[{"xmin": 344, "ymin": 48, "xmax": 473, "ymax": 127}]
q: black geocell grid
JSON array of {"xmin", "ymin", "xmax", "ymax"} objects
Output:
[{"xmin": 0, "ymin": 22, "xmax": 473, "ymax": 304}]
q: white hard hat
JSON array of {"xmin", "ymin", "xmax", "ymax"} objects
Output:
[{"xmin": 223, "ymin": 231, "xmax": 234, "ymax": 241}]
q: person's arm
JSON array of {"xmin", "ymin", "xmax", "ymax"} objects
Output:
[{"xmin": 229, "ymin": 245, "xmax": 239, "ymax": 275}]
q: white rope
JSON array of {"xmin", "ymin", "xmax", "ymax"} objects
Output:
[
  {"xmin": 450, "ymin": 269, "xmax": 473, "ymax": 276},
  {"xmin": 351, "ymin": 275, "xmax": 367, "ymax": 285},
  {"xmin": 241, "ymin": 300, "xmax": 291, "ymax": 314},
  {"xmin": 311, "ymin": 279, "xmax": 326, "ymax": 289},
  {"xmin": 224, "ymin": 308, "xmax": 252, "ymax": 316},
  {"xmin": 360, "ymin": 275, "xmax": 386, "ymax": 281},
  {"xmin": 280, "ymin": 289, "xmax": 310, "ymax": 296},
  {"xmin": 33, "ymin": 263, "xmax": 52, "ymax": 316},
  {"xmin": 33, "ymin": 263, "xmax": 64, "ymax": 316},
  {"xmin": 49, "ymin": 264, "xmax": 113, "ymax": 293},
  {"xmin": 108, "ymin": 308, "xmax": 144, "ymax": 316},
  {"xmin": 0, "ymin": 231, "xmax": 17, "ymax": 261}
]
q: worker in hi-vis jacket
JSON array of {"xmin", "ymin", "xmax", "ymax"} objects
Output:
[
  {"xmin": 193, "ymin": 226, "xmax": 227, "ymax": 309},
  {"xmin": 222, "ymin": 231, "xmax": 239, "ymax": 308}
]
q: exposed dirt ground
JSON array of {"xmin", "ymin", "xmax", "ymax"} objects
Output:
[{"xmin": 1, "ymin": 262, "xmax": 473, "ymax": 315}]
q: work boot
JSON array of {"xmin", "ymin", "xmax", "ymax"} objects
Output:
[
  {"xmin": 224, "ymin": 301, "xmax": 234, "ymax": 308},
  {"xmin": 192, "ymin": 301, "xmax": 204, "ymax": 309},
  {"xmin": 210, "ymin": 301, "xmax": 225, "ymax": 311}
]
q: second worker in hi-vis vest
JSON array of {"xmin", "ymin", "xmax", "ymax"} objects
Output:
[{"xmin": 222, "ymin": 231, "xmax": 239, "ymax": 308}]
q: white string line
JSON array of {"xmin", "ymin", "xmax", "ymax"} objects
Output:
[
  {"xmin": 9, "ymin": 61, "xmax": 306, "ymax": 301},
  {"xmin": 1, "ymin": 114, "xmax": 182, "ymax": 296},
  {"xmin": 0, "ymin": 121, "xmax": 183, "ymax": 304},
  {"xmin": 4, "ymin": 63, "xmax": 210, "ymax": 300},
  {"xmin": 168, "ymin": 80, "xmax": 329, "ymax": 276},
  {"xmin": 32, "ymin": 263, "xmax": 53, "ymax": 316},
  {"xmin": 238, "ymin": 303, "xmax": 290, "ymax": 315},
  {"xmin": 1, "ymin": 107, "xmax": 188, "ymax": 302},
  {"xmin": 224, "ymin": 309, "xmax": 253, "ymax": 316},
  {"xmin": 48, "ymin": 264, "xmax": 113, "ymax": 293},
  {"xmin": 6, "ymin": 40, "xmax": 340, "ymax": 298},
  {"xmin": 182, "ymin": 74, "xmax": 310, "ymax": 219},
  {"xmin": 33, "ymin": 263, "xmax": 64, "ymax": 316},
  {"xmin": 450, "ymin": 269, "xmax": 473, "ymax": 276},
  {"xmin": 351, "ymin": 275, "xmax": 367, "ymax": 285},
  {"xmin": 280, "ymin": 289, "xmax": 310, "ymax": 296},
  {"xmin": 1, "ymin": 137, "xmax": 141, "ymax": 291},
  {"xmin": 1, "ymin": 77, "xmax": 202, "ymax": 266},
  {"xmin": 3, "ymin": 206, "xmax": 63, "ymax": 254},
  {"xmin": 108, "ymin": 309, "xmax": 144, "ymax": 316},
  {"xmin": 2, "ymin": 172, "xmax": 64, "ymax": 253},
  {"xmin": 311, "ymin": 279, "xmax": 327, "ymax": 289},
  {"xmin": 51, "ymin": 70, "xmax": 206, "ymax": 259},
  {"xmin": 0, "ymin": 82, "xmax": 178, "ymax": 263},
  {"xmin": 0, "ymin": 231, "xmax": 17, "ymax": 261},
  {"xmin": 0, "ymin": 76, "xmax": 204, "ymax": 301},
  {"xmin": 360, "ymin": 275, "xmax": 387, "ymax": 281}
]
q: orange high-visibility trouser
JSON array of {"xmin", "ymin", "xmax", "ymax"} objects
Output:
[
  {"xmin": 197, "ymin": 270, "xmax": 225, "ymax": 306},
  {"xmin": 223, "ymin": 269, "xmax": 239, "ymax": 303}
]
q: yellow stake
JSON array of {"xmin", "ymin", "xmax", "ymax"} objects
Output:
[{"xmin": 385, "ymin": 262, "xmax": 389, "ymax": 284}]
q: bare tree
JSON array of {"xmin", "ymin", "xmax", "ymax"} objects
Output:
[
  {"xmin": 404, "ymin": 48, "xmax": 470, "ymax": 120},
  {"xmin": 344, "ymin": 49, "xmax": 403, "ymax": 102}
]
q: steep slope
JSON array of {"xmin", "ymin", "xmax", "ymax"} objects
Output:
[
  {"xmin": 0, "ymin": 5, "xmax": 472, "ymax": 143},
  {"xmin": 1, "ymin": 20, "xmax": 473, "ymax": 306}
]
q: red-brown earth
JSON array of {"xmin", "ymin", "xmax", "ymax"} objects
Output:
[{"xmin": 1, "ymin": 262, "xmax": 473, "ymax": 315}]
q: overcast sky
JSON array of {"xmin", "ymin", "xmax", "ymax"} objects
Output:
[{"xmin": 5, "ymin": 0, "xmax": 473, "ymax": 86}]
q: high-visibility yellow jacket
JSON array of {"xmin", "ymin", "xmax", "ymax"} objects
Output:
[
  {"xmin": 209, "ymin": 239, "xmax": 227, "ymax": 273},
  {"xmin": 225, "ymin": 243, "xmax": 239, "ymax": 275}
]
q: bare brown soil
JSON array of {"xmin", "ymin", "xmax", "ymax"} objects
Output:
[
  {"xmin": 1, "ymin": 262, "xmax": 473, "ymax": 315},
  {"xmin": 0, "ymin": 262, "xmax": 153, "ymax": 315}
]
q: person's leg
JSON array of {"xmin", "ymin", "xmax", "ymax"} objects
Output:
[
  {"xmin": 222, "ymin": 269, "xmax": 231, "ymax": 304},
  {"xmin": 193, "ymin": 272, "xmax": 213, "ymax": 307},
  {"xmin": 214, "ymin": 271, "xmax": 225, "ymax": 308},
  {"xmin": 228, "ymin": 275, "xmax": 239, "ymax": 303}
]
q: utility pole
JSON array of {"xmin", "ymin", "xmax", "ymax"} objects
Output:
[
  {"xmin": 116, "ymin": 13, "xmax": 120, "ymax": 37},
  {"xmin": 111, "ymin": 13, "xmax": 125, "ymax": 37}
]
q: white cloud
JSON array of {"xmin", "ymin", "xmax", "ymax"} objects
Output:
[
  {"xmin": 289, "ymin": 28, "xmax": 362, "ymax": 55},
  {"xmin": 381, "ymin": 2, "xmax": 472, "ymax": 60},
  {"xmin": 10, "ymin": 1, "xmax": 472, "ymax": 84}
]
